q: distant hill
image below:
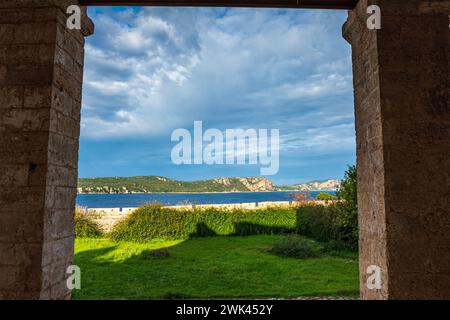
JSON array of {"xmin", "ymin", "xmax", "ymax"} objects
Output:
[
  {"xmin": 278, "ymin": 179, "xmax": 340, "ymax": 191},
  {"xmin": 77, "ymin": 176, "xmax": 278, "ymax": 194}
]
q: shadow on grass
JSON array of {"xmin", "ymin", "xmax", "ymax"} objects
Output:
[
  {"xmin": 188, "ymin": 221, "xmax": 294, "ymax": 239},
  {"xmin": 75, "ymin": 245, "xmax": 118, "ymax": 264},
  {"xmin": 188, "ymin": 222, "xmax": 218, "ymax": 237}
]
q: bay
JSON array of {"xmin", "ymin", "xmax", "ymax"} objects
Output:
[{"xmin": 76, "ymin": 191, "xmax": 336, "ymax": 208}]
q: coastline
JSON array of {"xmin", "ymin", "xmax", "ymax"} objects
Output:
[{"xmin": 77, "ymin": 190, "xmax": 337, "ymax": 195}]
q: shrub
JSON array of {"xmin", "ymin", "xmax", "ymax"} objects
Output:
[
  {"xmin": 322, "ymin": 240, "xmax": 357, "ymax": 258},
  {"xmin": 322, "ymin": 239, "xmax": 354, "ymax": 252},
  {"xmin": 315, "ymin": 192, "xmax": 337, "ymax": 202},
  {"xmin": 75, "ymin": 209, "xmax": 102, "ymax": 238},
  {"xmin": 296, "ymin": 204, "xmax": 340, "ymax": 242},
  {"xmin": 268, "ymin": 235, "xmax": 322, "ymax": 259},
  {"xmin": 296, "ymin": 165, "xmax": 359, "ymax": 248},
  {"xmin": 110, "ymin": 204, "xmax": 297, "ymax": 242},
  {"xmin": 296, "ymin": 204, "xmax": 358, "ymax": 249},
  {"xmin": 269, "ymin": 235, "xmax": 357, "ymax": 260},
  {"xmin": 336, "ymin": 165, "xmax": 358, "ymax": 247}
]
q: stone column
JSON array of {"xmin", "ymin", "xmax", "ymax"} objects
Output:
[
  {"xmin": 343, "ymin": 0, "xmax": 450, "ymax": 299},
  {"xmin": 0, "ymin": 1, "xmax": 93, "ymax": 299}
]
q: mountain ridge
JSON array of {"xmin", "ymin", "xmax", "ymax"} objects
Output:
[
  {"xmin": 77, "ymin": 176, "xmax": 339, "ymax": 194},
  {"xmin": 278, "ymin": 179, "xmax": 341, "ymax": 191}
]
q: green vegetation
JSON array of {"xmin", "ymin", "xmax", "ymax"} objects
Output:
[
  {"xmin": 73, "ymin": 166, "xmax": 359, "ymax": 299},
  {"xmin": 75, "ymin": 209, "xmax": 102, "ymax": 238},
  {"xmin": 78, "ymin": 176, "xmax": 276, "ymax": 193},
  {"xmin": 73, "ymin": 236, "xmax": 359, "ymax": 299},
  {"xmin": 268, "ymin": 235, "xmax": 322, "ymax": 259},
  {"xmin": 296, "ymin": 205, "xmax": 340, "ymax": 242},
  {"xmin": 315, "ymin": 192, "xmax": 337, "ymax": 201},
  {"xmin": 110, "ymin": 204, "xmax": 297, "ymax": 242},
  {"xmin": 268, "ymin": 235, "xmax": 357, "ymax": 260},
  {"xmin": 78, "ymin": 175, "xmax": 341, "ymax": 194},
  {"xmin": 335, "ymin": 165, "xmax": 358, "ymax": 246},
  {"xmin": 296, "ymin": 165, "xmax": 358, "ymax": 248}
]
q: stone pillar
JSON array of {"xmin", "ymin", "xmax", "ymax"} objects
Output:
[
  {"xmin": 344, "ymin": 0, "xmax": 450, "ymax": 299},
  {"xmin": 0, "ymin": 1, "xmax": 93, "ymax": 299}
]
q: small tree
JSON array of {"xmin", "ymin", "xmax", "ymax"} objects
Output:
[
  {"xmin": 75, "ymin": 208, "xmax": 102, "ymax": 238},
  {"xmin": 315, "ymin": 192, "xmax": 337, "ymax": 202},
  {"xmin": 335, "ymin": 165, "xmax": 358, "ymax": 247}
]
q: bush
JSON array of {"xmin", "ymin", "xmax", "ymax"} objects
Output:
[
  {"xmin": 315, "ymin": 192, "xmax": 337, "ymax": 202},
  {"xmin": 296, "ymin": 204, "xmax": 340, "ymax": 242},
  {"xmin": 336, "ymin": 165, "xmax": 358, "ymax": 247},
  {"xmin": 75, "ymin": 209, "xmax": 102, "ymax": 238},
  {"xmin": 268, "ymin": 235, "xmax": 322, "ymax": 259},
  {"xmin": 322, "ymin": 240, "xmax": 357, "ymax": 258},
  {"xmin": 269, "ymin": 235, "xmax": 357, "ymax": 260},
  {"xmin": 110, "ymin": 204, "xmax": 297, "ymax": 242},
  {"xmin": 296, "ymin": 165, "xmax": 358, "ymax": 248}
]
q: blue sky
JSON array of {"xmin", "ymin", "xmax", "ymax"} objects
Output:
[{"xmin": 79, "ymin": 6, "xmax": 355, "ymax": 185}]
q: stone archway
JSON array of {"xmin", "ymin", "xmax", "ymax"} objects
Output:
[{"xmin": 0, "ymin": 0, "xmax": 449, "ymax": 299}]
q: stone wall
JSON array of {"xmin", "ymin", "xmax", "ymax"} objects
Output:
[
  {"xmin": 344, "ymin": 0, "xmax": 450, "ymax": 299},
  {"xmin": 0, "ymin": 1, "xmax": 93, "ymax": 299}
]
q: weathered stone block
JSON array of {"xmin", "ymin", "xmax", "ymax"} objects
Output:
[
  {"xmin": 0, "ymin": 164, "xmax": 29, "ymax": 187},
  {"xmin": 12, "ymin": 21, "xmax": 57, "ymax": 45},
  {"xmin": 1, "ymin": 108, "xmax": 51, "ymax": 131},
  {"xmin": 0, "ymin": 211, "xmax": 43, "ymax": 242},
  {"xmin": 0, "ymin": 243, "xmax": 43, "ymax": 267},
  {"xmin": 1, "ymin": 63, "xmax": 53, "ymax": 86},
  {"xmin": 0, "ymin": 86, "xmax": 23, "ymax": 108},
  {"xmin": 0, "ymin": 187, "xmax": 46, "ymax": 212},
  {"xmin": 24, "ymin": 86, "xmax": 52, "ymax": 109},
  {"xmin": 43, "ymin": 209, "xmax": 76, "ymax": 241},
  {"xmin": 41, "ymin": 236, "xmax": 74, "ymax": 267}
]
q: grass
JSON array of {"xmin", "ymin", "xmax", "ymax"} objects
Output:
[{"xmin": 73, "ymin": 235, "xmax": 359, "ymax": 299}]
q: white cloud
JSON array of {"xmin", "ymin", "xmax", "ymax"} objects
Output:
[
  {"xmin": 81, "ymin": 7, "xmax": 355, "ymax": 159},
  {"xmin": 281, "ymin": 123, "xmax": 355, "ymax": 154}
]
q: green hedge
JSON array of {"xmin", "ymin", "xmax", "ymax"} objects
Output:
[
  {"xmin": 296, "ymin": 165, "xmax": 359, "ymax": 248},
  {"xmin": 296, "ymin": 205, "xmax": 339, "ymax": 242},
  {"xmin": 110, "ymin": 204, "xmax": 296, "ymax": 242},
  {"xmin": 296, "ymin": 204, "xmax": 358, "ymax": 248},
  {"xmin": 75, "ymin": 210, "xmax": 102, "ymax": 238}
]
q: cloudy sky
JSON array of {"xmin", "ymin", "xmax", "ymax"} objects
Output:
[{"xmin": 79, "ymin": 6, "xmax": 355, "ymax": 185}]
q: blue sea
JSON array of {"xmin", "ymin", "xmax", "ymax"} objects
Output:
[{"xmin": 76, "ymin": 191, "xmax": 336, "ymax": 208}]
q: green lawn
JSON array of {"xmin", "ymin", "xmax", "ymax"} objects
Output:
[{"xmin": 73, "ymin": 235, "xmax": 359, "ymax": 299}]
